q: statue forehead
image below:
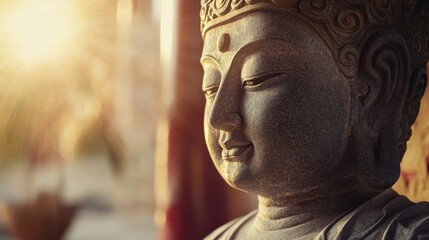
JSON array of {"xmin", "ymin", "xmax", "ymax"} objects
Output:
[{"xmin": 201, "ymin": 11, "xmax": 316, "ymax": 63}]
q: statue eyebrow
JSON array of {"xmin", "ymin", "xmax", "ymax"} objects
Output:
[
  {"xmin": 231, "ymin": 38, "xmax": 304, "ymax": 63},
  {"xmin": 200, "ymin": 38, "xmax": 298, "ymax": 66},
  {"xmin": 200, "ymin": 38, "xmax": 308, "ymax": 78},
  {"xmin": 200, "ymin": 55, "xmax": 220, "ymax": 67}
]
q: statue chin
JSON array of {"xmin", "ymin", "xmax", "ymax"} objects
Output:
[{"xmin": 200, "ymin": 0, "xmax": 429, "ymax": 239}]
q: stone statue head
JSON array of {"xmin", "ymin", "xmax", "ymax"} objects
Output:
[{"xmin": 200, "ymin": 0, "xmax": 429, "ymax": 197}]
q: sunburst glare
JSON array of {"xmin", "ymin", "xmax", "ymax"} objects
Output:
[
  {"xmin": 0, "ymin": 0, "xmax": 160, "ymax": 238},
  {"xmin": 2, "ymin": 0, "xmax": 82, "ymax": 66},
  {"xmin": 0, "ymin": 0, "xmax": 119, "ymax": 164}
]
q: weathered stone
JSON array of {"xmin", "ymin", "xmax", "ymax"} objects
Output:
[{"xmin": 200, "ymin": 0, "xmax": 429, "ymax": 239}]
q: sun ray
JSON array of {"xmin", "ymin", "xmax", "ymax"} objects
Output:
[{"xmin": 0, "ymin": 0, "xmax": 121, "ymax": 164}]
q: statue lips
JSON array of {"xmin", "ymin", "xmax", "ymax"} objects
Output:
[
  {"xmin": 219, "ymin": 134, "xmax": 252, "ymax": 161},
  {"xmin": 221, "ymin": 144, "xmax": 252, "ymax": 161},
  {"xmin": 218, "ymin": 132, "xmax": 253, "ymax": 161}
]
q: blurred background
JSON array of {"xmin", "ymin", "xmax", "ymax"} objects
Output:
[
  {"xmin": 0, "ymin": 0, "xmax": 162, "ymax": 239},
  {"xmin": 0, "ymin": 0, "xmax": 427, "ymax": 240},
  {"xmin": 0, "ymin": 0, "xmax": 253, "ymax": 239}
]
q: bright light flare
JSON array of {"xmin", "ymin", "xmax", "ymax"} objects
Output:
[
  {"xmin": 116, "ymin": 0, "xmax": 133, "ymax": 26},
  {"xmin": 0, "ymin": 0, "xmax": 120, "ymax": 163},
  {"xmin": 2, "ymin": 0, "xmax": 81, "ymax": 65}
]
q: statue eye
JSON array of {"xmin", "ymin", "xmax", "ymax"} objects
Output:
[
  {"xmin": 242, "ymin": 77, "xmax": 267, "ymax": 87},
  {"xmin": 202, "ymin": 66, "xmax": 221, "ymax": 98},
  {"xmin": 242, "ymin": 72, "xmax": 286, "ymax": 89},
  {"xmin": 203, "ymin": 86, "xmax": 219, "ymax": 98}
]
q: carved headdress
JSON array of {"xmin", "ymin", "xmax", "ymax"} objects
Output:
[{"xmin": 200, "ymin": 0, "xmax": 429, "ymax": 78}]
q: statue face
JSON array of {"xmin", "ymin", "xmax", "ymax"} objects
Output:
[{"xmin": 202, "ymin": 11, "xmax": 352, "ymax": 195}]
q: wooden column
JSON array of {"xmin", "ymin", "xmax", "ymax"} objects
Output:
[{"xmin": 157, "ymin": 1, "xmax": 230, "ymax": 240}]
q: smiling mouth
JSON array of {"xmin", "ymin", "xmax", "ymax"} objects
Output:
[{"xmin": 221, "ymin": 144, "xmax": 252, "ymax": 161}]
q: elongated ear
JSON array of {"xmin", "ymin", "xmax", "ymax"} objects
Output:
[
  {"xmin": 359, "ymin": 31, "xmax": 411, "ymax": 114},
  {"xmin": 356, "ymin": 30, "xmax": 411, "ymax": 188}
]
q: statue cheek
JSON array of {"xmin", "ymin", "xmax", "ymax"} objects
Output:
[
  {"xmin": 204, "ymin": 125, "xmax": 222, "ymax": 156},
  {"xmin": 204, "ymin": 125, "xmax": 218, "ymax": 144},
  {"xmin": 243, "ymin": 88, "xmax": 293, "ymax": 133}
]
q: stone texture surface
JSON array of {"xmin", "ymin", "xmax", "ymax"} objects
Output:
[{"xmin": 200, "ymin": 1, "xmax": 429, "ymax": 239}]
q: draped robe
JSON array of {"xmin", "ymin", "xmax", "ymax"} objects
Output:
[{"xmin": 205, "ymin": 189, "xmax": 429, "ymax": 239}]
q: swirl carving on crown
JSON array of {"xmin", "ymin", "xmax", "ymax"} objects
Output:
[{"xmin": 200, "ymin": 0, "xmax": 429, "ymax": 78}]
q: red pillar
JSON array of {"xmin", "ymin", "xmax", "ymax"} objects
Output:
[{"xmin": 159, "ymin": 1, "xmax": 230, "ymax": 240}]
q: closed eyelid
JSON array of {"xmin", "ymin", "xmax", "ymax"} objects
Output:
[
  {"xmin": 241, "ymin": 71, "xmax": 289, "ymax": 81},
  {"xmin": 202, "ymin": 84, "xmax": 219, "ymax": 92},
  {"xmin": 202, "ymin": 67, "xmax": 222, "ymax": 92}
]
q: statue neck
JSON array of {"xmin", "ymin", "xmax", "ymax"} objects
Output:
[{"xmin": 253, "ymin": 183, "xmax": 381, "ymax": 237}]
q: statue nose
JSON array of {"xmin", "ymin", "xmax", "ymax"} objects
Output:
[
  {"xmin": 207, "ymin": 75, "xmax": 242, "ymax": 131},
  {"xmin": 208, "ymin": 100, "xmax": 242, "ymax": 131}
]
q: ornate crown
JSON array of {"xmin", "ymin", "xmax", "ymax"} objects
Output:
[{"xmin": 200, "ymin": 0, "xmax": 429, "ymax": 77}]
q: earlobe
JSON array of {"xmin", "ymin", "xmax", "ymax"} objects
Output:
[{"xmin": 354, "ymin": 31, "xmax": 412, "ymax": 188}]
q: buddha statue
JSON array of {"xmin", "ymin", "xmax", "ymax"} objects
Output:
[{"xmin": 199, "ymin": 0, "xmax": 429, "ymax": 239}]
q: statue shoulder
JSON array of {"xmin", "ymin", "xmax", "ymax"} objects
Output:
[
  {"xmin": 383, "ymin": 200, "xmax": 429, "ymax": 239},
  {"xmin": 319, "ymin": 188, "xmax": 429, "ymax": 239},
  {"xmin": 204, "ymin": 210, "xmax": 257, "ymax": 240}
]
